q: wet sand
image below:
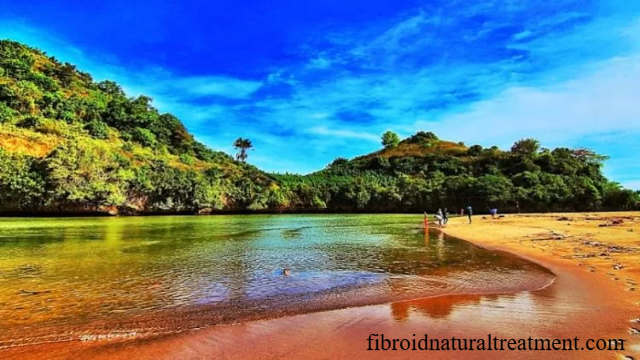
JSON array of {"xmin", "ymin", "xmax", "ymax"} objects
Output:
[{"xmin": 3, "ymin": 213, "xmax": 640, "ymax": 359}]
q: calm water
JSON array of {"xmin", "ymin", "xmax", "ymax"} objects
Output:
[{"xmin": 0, "ymin": 215, "xmax": 554, "ymax": 347}]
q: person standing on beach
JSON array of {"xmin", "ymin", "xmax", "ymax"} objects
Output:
[
  {"xmin": 466, "ymin": 206, "xmax": 473, "ymax": 224},
  {"xmin": 437, "ymin": 208, "xmax": 444, "ymax": 227},
  {"xmin": 443, "ymin": 208, "xmax": 449, "ymax": 225}
]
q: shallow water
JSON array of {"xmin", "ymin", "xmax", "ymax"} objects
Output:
[{"xmin": 0, "ymin": 215, "xmax": 554, "ymax": 347}]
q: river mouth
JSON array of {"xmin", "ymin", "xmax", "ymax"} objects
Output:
[{"xmin": 0, "ymin": 215, "xmax": 555, "ymax": 348}]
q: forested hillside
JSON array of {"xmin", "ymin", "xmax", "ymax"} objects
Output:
[
  {"xmin": 275, "ymin": 132, "xmax": 639, "ymax": 212},
  {"xmin": 0, "ymin": 40, "xmax": 637, "ymax": 215},
  {"xmin": 0, "ymin": 40, "xmax": 276, "ymax": 214}
]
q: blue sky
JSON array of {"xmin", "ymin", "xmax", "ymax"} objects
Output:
[{"xmin": 1, "ymin": 0, "xmax": 639, "ymax": 189}]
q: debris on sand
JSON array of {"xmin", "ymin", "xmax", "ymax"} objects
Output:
[
  {"xmin": 19, "ymin": 289, "xmax": 51, "ymax": 296},
  {"xmin": 613, "ymin": 263, "xmax": 624, "ymax": 270},
  {"xmin": 557, "ymin": 216, "xmax": 573, "ymax": 221},
  {"xmin": 598, "ymin": 218, "xmax": 626, "ymax": 227},
  {"xmin": 564, "ymin": 253, "xmax": 596, "ymax": 259},
  {"xmin": 581, "ymin": 241, "xmax": 638, "ymax": 254},
  {"xmin": 530, "ymin": 231, "xmax": 569, "ymax": 241}
]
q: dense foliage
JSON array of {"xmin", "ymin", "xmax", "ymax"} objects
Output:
[
  {"xmin": 0, "ymin": 40, "xmax": 274, "ymax": 214},
  {"xmin": 273, "ymin": 136, "xmax": 639, "ymax": 212},
  {"xmin": 0, "ymin": 40, "xmax": 638, "ymax": 215}
]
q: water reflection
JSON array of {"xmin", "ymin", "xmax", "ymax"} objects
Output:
[
  {"xmin": 0, "ymin": 215, "xmax": 554, "ymax": 347},
  {"xmin": 391, "ymin": 294, "xmax": 485, "ymax": 320}
]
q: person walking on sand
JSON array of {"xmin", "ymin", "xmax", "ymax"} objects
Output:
[
  {"xmin": 436, "ymin": 208, "xmax": 444, "ymax": 227},
  {"xmin": 443, "ymin": 208, "xmax": 449, "ymax": 225},
  {"xmin": 466, "ymin": 206, "xmax": 473, "ymax": 224}
]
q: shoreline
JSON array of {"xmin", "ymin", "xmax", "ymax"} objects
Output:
[
  {"xmin": 2, "ymin": 213, "xmax": 639, "ymax": 359},
  {"xmin": 0, "ymin": 210, "xmax": 635, "ymax": 218}
]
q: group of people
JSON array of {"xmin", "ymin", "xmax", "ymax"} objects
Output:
[
  {"xmin": 435, "ymin": 208, "xmax": 449, "ymax": 227},
  {"xmin": 424, "ymin": 206, "xmax": 475, "ymax": 227}
]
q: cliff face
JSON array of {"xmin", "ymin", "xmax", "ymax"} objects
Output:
[{"xmin": 1, "ymin": 40, "xmax": 637, "ymax": 216}]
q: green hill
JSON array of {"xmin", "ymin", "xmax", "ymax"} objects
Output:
[
  {"xmin": 273, "ymin": 133, "xmax": 639, "ymax": 213},
  {"xmin": 0, "ymin": 40, "xmax": 275, "ymax": 214},
  {"xmin": 1, "ymin": 40, "xmax": 638, "ymax": 215}
]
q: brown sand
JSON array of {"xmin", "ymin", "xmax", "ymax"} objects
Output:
[{"xmin": 2, "ymin": 213, "xmax": 639, "ymax": 359}]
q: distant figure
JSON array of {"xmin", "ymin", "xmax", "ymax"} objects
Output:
[
  {"xmin": 460, "ymin": 208, "xmax": 464, "ymax": 216},
  {"xmin": 437, "ymin": 208, "xmax": 443, "ymax": 227},
  {"xmin": 443, "ymin": 208, "xmax": 449, "ymax": 225},
  {"xmin": 283, "ymin": 268, "xmax": 291, "ymax": 276},
  {"xmin": 490, "ymin": 208, "xmax": 498, "ymax": 219},
  {"xmin": 423, "ymin": 212, "xmax": 429, "ymax": 229},
  {"xmin": 466, "ymin": 206, "xmax": 473, "ymax": 224}
]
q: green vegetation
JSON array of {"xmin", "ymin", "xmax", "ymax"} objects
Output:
[
  {"xmin": 1, "ymin": 40, "xmax": 638, "ymax": 215},
  {"xmin": 0, "ymin": 40, "xmax": 272, "ymax": 214},
  {"xmin": 381, "ymin": 131, "xmax": 400, "ymax": 148},
  {"xmin": 233, "ymin": 138, "xmax": 253, "ymax": 162},
  {"xmin": 273, "ymin": 136, "xmax": 639, "ymax": 212}
]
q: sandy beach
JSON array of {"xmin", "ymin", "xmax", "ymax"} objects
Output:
[{"xmin": 2, "ymin": 213, "xmax": 639, "ymax": 360}]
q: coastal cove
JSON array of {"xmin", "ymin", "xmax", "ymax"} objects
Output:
[
  {"xmin": 0, "ymin": 215, "xmax": 554, "ymax": 349},
  {"xmin": 1, "ymin": 213, "xmax": 638, "ymax": 359}
]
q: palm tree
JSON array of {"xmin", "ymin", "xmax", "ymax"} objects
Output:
[{"xmin": 233, "ymin": 138, "xmax": 253, "ymax": 162}]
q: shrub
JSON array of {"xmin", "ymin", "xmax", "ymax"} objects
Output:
[
  {"xmin": 406, "ymin": 131, "xmax": 439, "ymax": 145},
  {"xmin": 122, "ymin": 142, "xmax": 134, "ymax": 152},
  {"xmin": 179, "ymin": 153, "xmax": 195, "ymax": 165},
  {"xmin": 16, "ymin": 115, "xmax": 42, "ymax": 128},
  {"xmin": 34, "ymin": 118, "xmax": 68, "ymax": 136},
  {"xmin": 132, "ymin": 127, "xmax": 157, "ymax": 147},
  {"xmin": 85, "ymin": 120, "xmax": 109, "ymax": 139},
  {"xmin": 0, "ymin": 103, "xmax": 14, "ymax": 124}
]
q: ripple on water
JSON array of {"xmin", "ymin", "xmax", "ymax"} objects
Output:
[{"xmin": 0, "ymin": 215, "xmax": 555, "ymax": 347}]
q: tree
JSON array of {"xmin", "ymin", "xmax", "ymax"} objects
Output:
[
  {"xmin": 233, "ymin": 138, "xmax": 253, "ymax": 162},
  {"xmin": 407, "ymin": 131, "xmax": 439, "ymax": 145},
  {"xmin": 467, "ymin": 145, "xmax": 483, "ymax": 156},
  {"xmin": 381, "ymin": 131, "xmax": 400, "ymax": 148},
  {"xmin": 511, "ymin": 138, "xmax": 540, "ymax": 156}
]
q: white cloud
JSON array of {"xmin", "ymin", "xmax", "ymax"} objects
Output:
[
  {"xmin": 425, "ymin": 55, "xmax": 640, "ymax": 148},
  {"xmin": 169, "ymin": 76, "xmax": 262, "ymax": 99},
  {"xmin": 306, "ymin": 56, "xmax": 333, "ymax": 70},
  {"xmin": 308, "ymin": 126, "xmax": 379, "ymax": 141}
]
